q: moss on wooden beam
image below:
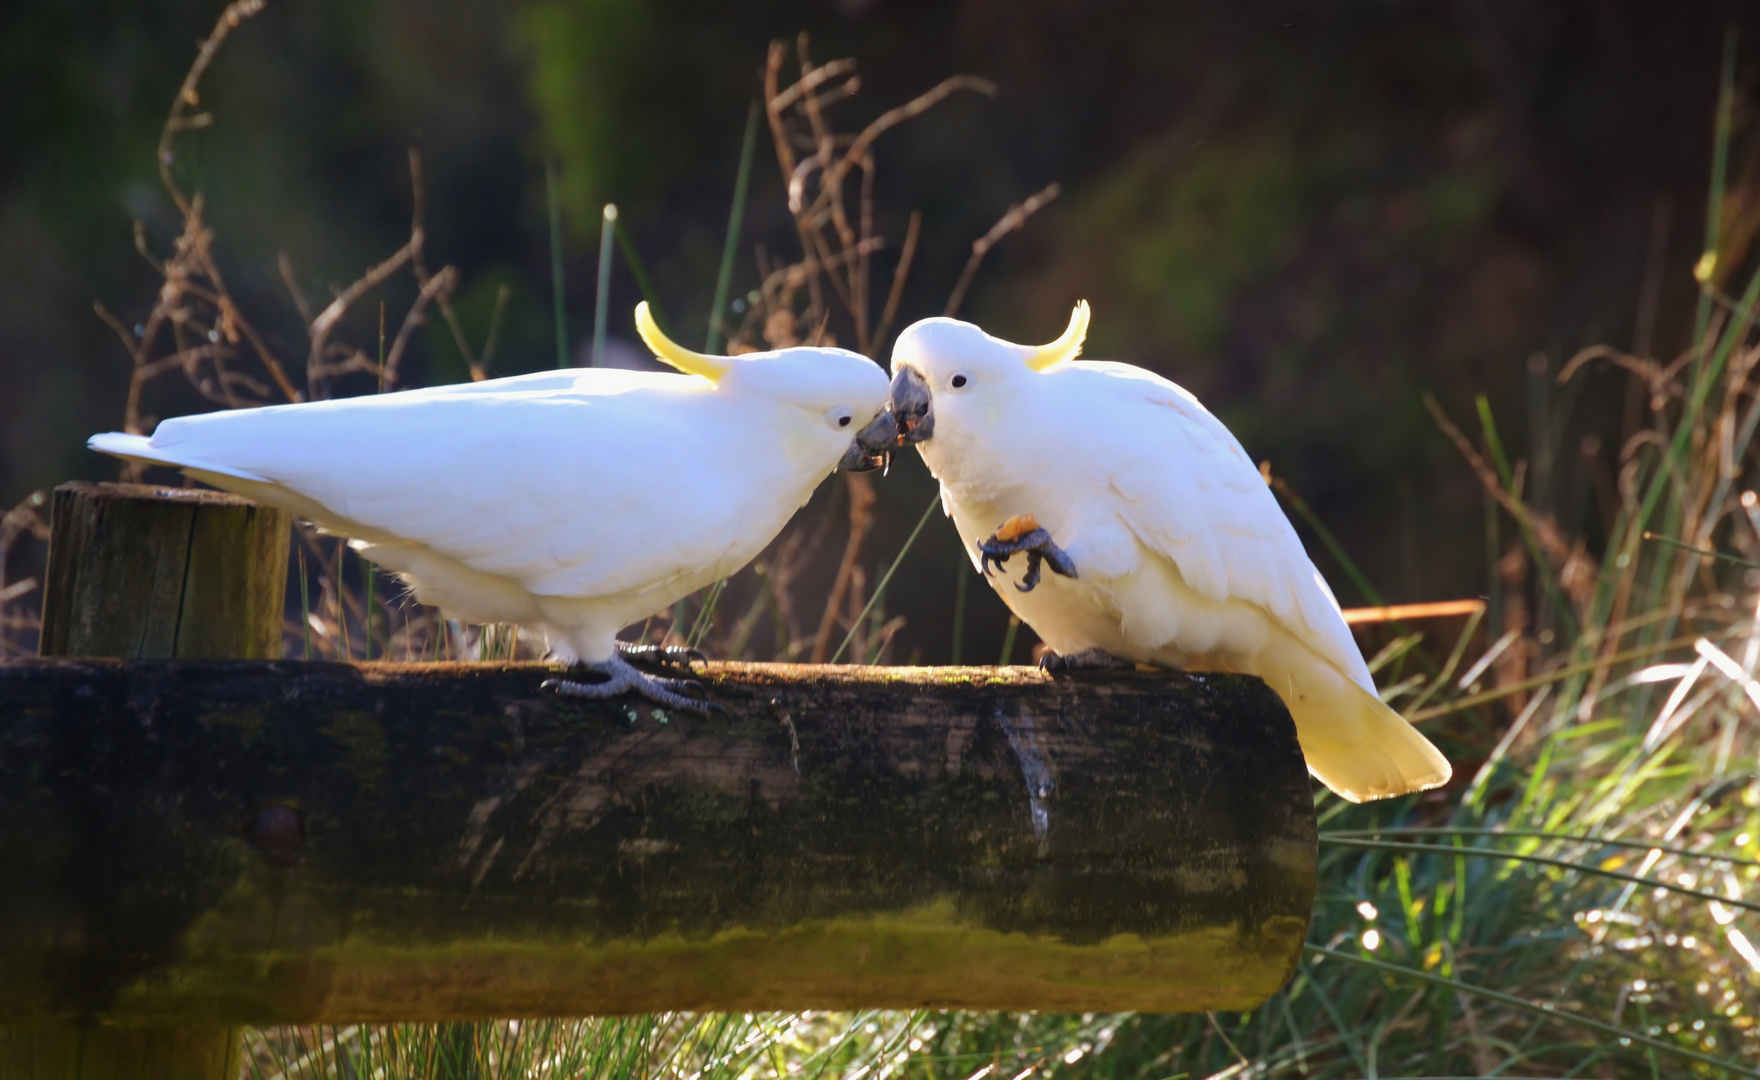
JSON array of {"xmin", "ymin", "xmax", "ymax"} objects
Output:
[{"xmin": 0, "ymin": 659, "xmax": 1316, "ymax": 1022}]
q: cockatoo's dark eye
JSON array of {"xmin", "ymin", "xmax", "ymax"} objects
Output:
[
  {"xmin": 949, "ymin": 373, "xmax": 969, "ymax": 390},
  {"xmin": 826, "ymin": 406, "xmax": 856, "ymax": 430},
  {"xmin": 839, "ymin": 415, "xmax": 852, "ymax": 427}
]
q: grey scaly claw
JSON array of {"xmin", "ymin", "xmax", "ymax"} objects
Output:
[
  {"xmin": 542, "ymin": 653, "xmax": 720, "ymax": 716},
  {"xmin": 1039, "ymin": 647, "xmax": 1132, "ymax": 673},
  {"xmin": 976, "ymin": 515, "xmax": 1078, "ymax": 593}
]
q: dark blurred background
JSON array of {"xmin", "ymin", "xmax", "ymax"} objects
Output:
[{"xmin": 3, "ymin": 0, "xmax": 1756, "ymax": 663}]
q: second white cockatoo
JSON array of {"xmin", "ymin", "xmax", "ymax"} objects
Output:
[
  {"xmin": 853, "ymin": 302, "xmax": 1450, "ymax": 801},
  {"xmin": 90, "ymin": 303, "xmax": 891, "ymax": 711}
]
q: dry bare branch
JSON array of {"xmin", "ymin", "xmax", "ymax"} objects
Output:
[
  {"xmin": 407, "ymin": 149, "xmax": 485, "ymax": 380},
  {"xmin": 873, "ymin": 210, "xmax": 921, "ymax": 351},
  {"xmin": 156, "ymin": 0, "xmax": 267, "ymax": 217},
  {"xmin": 279, "ymin": 252, "xmax": 315, "ymax": 325},
  {"xmin": 305, "ymin": 235, "xmax": 420, "ymax": 398},
  {"xmin": 945, "ymin": 182, "xmax": 1060, "ymax": 317},
  {"xmin": 769, "ymin": 58, "xmax": 858, "ymax": 115},
  {"xmin": 383, "ymin": 267, "xmax": 459, "ymax": 390}
]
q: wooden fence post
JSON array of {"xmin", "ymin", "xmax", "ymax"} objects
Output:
[
  {"xmin": 38, "ymin": 482, "xmax": 289, "ymax": 660},
  {"xmin": 4, "ymin": 482, "xmax": 290, "ymax": 1079}
]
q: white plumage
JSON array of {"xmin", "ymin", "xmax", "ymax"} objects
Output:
[
  {"xmin": 90, "ymin": 304, "xmax": 889, "ymax": 706},
  {"xmin": 883, "ymin": 303, "xmax": 1450, "ymax": 802}
]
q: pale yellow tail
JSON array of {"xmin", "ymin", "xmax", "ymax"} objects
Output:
[{"xmin": 1289, "ymin": 679, "xmax": 1452, "ymax": 803}]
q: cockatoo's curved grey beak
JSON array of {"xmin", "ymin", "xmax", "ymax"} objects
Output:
[
  {"xmin": 887, "ymin": 366, "xmax": 934, "ymax": 444},
  {"xmin": 840, "ymin": 367, "xmax": 931, "ymax": 472},
  {"xmin": 840, "ymin": 409, "xmax": 898, "ymax": 473}
]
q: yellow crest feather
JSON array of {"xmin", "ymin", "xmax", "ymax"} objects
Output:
[
  {"xmin": 1024, "ymin": 300, "xmax": 1090, "ymax": 372},
  {"xmin": 635, "ymin": 302, "xmax": 731, "ymax": 381}
]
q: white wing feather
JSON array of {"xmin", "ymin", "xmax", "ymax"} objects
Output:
[
  {"xmin": 1073, "ymin": 361, "xmax": 1373, "ymax": 688},
  {"xmin": 117, "ymin": 370, "xmax": 781, "ymax": 600}
]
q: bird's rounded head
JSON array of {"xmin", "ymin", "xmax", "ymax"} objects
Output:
[
  {"xmin": 867, "ymin": 303, "xmax": 1090, "ymax": 456},
  {"xmin": 633, "ymin": 302, "xmax": 889, "ymax": 472}
]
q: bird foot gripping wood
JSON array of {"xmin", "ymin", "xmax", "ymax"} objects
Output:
[
  {"xmin": 542, "ymin": 653, "xmax": 727, "ymax": 716},
  {"xmin": 978, "ymin": 514, "xmax": 1078, "ymax": 592},
  {"xmin": 616, "ymin": 641, "xmax": 706, "ymax": 672},
  {"xmin": 1039, "ymin": 648, "xmax": 1134, "ymax": 673}
]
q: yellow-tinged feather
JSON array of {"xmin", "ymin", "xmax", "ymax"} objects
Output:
[
  {"xmin": 1025, "ymin": 300, "xmax": 1090, "ymax": 372},
  {"xmin": 635, "ymin": 301, "xmax": 731, "ymax": 381}
]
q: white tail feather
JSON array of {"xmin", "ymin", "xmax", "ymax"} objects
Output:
[{"xmin": 87, "ymin": 431, "xmax": 269, "ymax": 483}]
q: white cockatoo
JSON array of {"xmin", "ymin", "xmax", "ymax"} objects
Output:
[
  {"xmin": 90, "ymin": 303, "xmax": 890, "ymax": 711},
  {"xmin": 854, "ymin": 302, "xmax": 1450, "ymax": 801}
]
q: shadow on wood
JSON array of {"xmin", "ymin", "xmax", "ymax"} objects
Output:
[{"xmin": 0, "ymin": 659, "xmax": 1316, "ymax": 1022}]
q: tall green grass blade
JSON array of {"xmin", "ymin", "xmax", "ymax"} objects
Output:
[
  {"xmin": 592, "ymin": 203, "xmax": 616, "ymax": 367},
  {"xmin": 1485, "ymin": 474, "xmax": 1502, "ymax": 661},
  {"xmin": 1408, "ymin": 604, "xmax": 1484, "ymax": 712},
  {"xmin": 864, "ymin": 584, "xmax": 891, "ymax": 663},
  {"xmin": 298, "ymin": 546, "xmax": 311, "ymax": 661},
  {"xmin": 831, "ymin": 492, "xmax": 941, "ymax": 663},
  {"xmin": 1695, "ymin": 28, "xmax": 1739, "ymax": 355},
  {"xmin": 1474, "ymin": 393, "xmax": 1514, "ymax": 486},
  {"xmin": 1273, "ymin": 476, "xmax": 1386, "ymax": 607},
  {"xmin": 951, "ymin": 550, "xmax": 969, "ymax": 664},
  {"xmin": 999, "ymin": 614, "xmax": 1021, "ymax": 666},
  {"xmin": 706, "ymin": 100, "xmax": 759, "ymax": 353},
  {"xmin": 615, "ymin": 214, "xmax": 671, "ymax": 332},
  {"xmin": 548, "ymin": 159, "xmax": 569, "ymax": 369},
  {"xmin": 1306, "ymin": 945, "xmax": 1759, "ymax": 1077},
  {"xmin": 1300, "ymin": 963, "xmax": 1371, "ymax": 1074},
  {"xmin": 335, "ymin": 545, "xmax": 351, "ymax": 660},
  {"xmin": 1476, "ymin": 395, "xmax": 1577, "ymax": 641},
  {"xmin": 687, "ymin": 578, "xmax": 727, "ymax": 650},
  {"xmin": 1642, "ymin": 531, "xmax": 1760, "ymax": 569},
  {"xmin": 1322, "ymin": 837, "xmax": 1760, "ymax": 915},
  {"xmin": 1625, "ymin": 262, "xmax": 1760, "ymax": 711},
  {"xmin": 1325, "ymin": 826, "xmax": 1760, "ymax": 868},
  {"xmin": 361, "ymin": 552, "xmax": 374, "ymax": 662},
  {"xmin": 1410, "ymin": 628, "xmax": 1737, "ymax": 721}
]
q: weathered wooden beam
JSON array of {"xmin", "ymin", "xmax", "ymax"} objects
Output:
[{"xmin": 0, "ymin": 658, "xmax": 1317, "ymax": 1022}]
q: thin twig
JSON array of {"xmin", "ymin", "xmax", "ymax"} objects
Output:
[
  {"xmin": 945, "ymin": 183, "xmax": 1060, "ymax": 317},
  {"xmin": 823, "ymin": 75, "xmax": 998, "ymax": 201},
  {"xmin": 156, "ymin": 0, "xmax": 267, "ymax": 217},
  {"xmin": 409, "ymin": 148, "xmax": 481, "ymax": 378},
  {"xmin": 279, "ymin": 252, "xmax": 315, "ymax": 326},
  {"xmin": 306, "ymin": 234, "xmax": 420, "ymax": 398},
  {"xmin": 479, "ymin": 284, "xmax": 512, "ymax": 376},
  {"xmin": 872, "ymin": 210, "xmax": 921, "ymax": 356},
  {"xmin": 383, "ymin": 267, "xmax": 458, "ymax": 389}
]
